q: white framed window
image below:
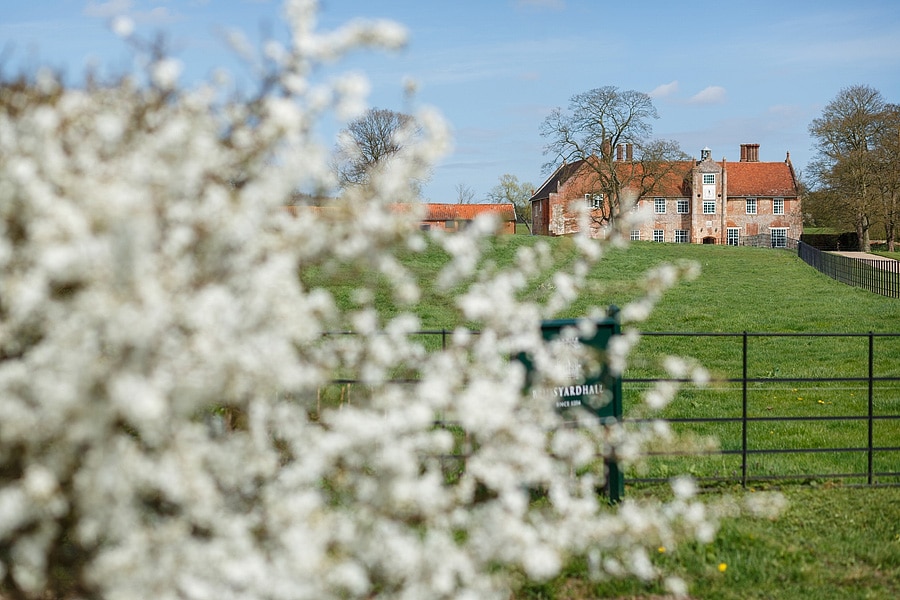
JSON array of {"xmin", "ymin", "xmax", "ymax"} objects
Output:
[
  {"xmin": 654, "ymin": 198, "xmax": 666, "ymax": 214},
  {"xmin": 630, "ymin": 230, "xmax": 641, "ymax": 241},
  {"xmin": 773, "ymin": 197, "xmax": 784, "ymax": 215},
  {"xmin": 674, "ymin": 230, "xmax": 689, "ymax": 243},
  {"xmin": 703, "ymin": 200, "xmax": 716, "ymax": 214},
  {"xmin": 702, "ymin": 173, "xmax": 716, "ymax": 185},
  {"xmin": 653, "ymin": 229, "xmax": 664, "ymax": 243},
  {"xmin": 727, "ymin": 227, "xmax": 740, "ymax": 246},
  {"xmin": 746, "ymin": 198, "xmax": 757, "ymax": 214},
  {"xmin": 677, "ymin": 199, "xmax": 689, "ymax": 214},
  {"xmin": 771, "ymin": 227, "xmax": 788, "ymax": 248},
  {"xmin": 585, "ymin": 193, "xmax": 603, "ymax": 209}
]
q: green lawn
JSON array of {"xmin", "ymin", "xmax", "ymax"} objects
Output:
[
  {"xmin": 305, "ymin": 234, "xmax": 900, "ymax": 599},
  {"xmin": 519, "ymin": 486, "xmax": 900, "ymax": 599}
]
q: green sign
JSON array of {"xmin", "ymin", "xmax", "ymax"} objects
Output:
[{"xmin": 518, "ymin": 310, "xmax": 624, "ymax": 502}]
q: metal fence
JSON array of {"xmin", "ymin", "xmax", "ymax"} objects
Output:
[
  {"xmin": 798, "ymin": 241, "xmax": 900, "ymax": 298},
  {"xmin": 625, "ymin": 332, "xmax": 900, "ymax": 489},
  {"xmin": 325, "ymin": 330, "xmax": 900, "ymax": 490}
]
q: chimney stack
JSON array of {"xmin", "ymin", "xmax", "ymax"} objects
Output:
[
  {"xmin": 616, "ymin": 144, "xmax": 624, "ymax": 161},
  {"xmin": 740, "ymin": 143, "xmax": 760, "ymax": 162},
  {"xmin": 626, "ymin": 143, "xmax": 633, "ymax": 161}
]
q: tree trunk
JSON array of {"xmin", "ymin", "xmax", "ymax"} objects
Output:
[
  {"xmin": 888, "ymin": 191, "xmax": 898, "ymax": 252},
  {"xmin": 856, "ymin": 213, "xmax": 871, "ymax": 252}
]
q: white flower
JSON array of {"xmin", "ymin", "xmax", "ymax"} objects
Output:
[
  {"xmin": 151, "ymin": 58, "xmax": 183, "ymax": 89},
  {"xmin": 111, "ymin": 16, "xmax": 134, "ymax": 38},
  {"xmin": 0, "ymin": 1, "xmax": 726, "ymax": 597}
]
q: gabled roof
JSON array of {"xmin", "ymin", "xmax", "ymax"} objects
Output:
[
  {"xmin": 724, "ymin": 161, "xmax": 797, "ymax": 197},
  {"xmin": 531, "ymin": 155, "xmax": 799, "ymax": 201},
  {"xmin": 531, "ymin": 158, "xmax": 694, "ymax": 200},
  {"xmin": 636, "ymin": 161, "xmax": 693, "ymax": 197},
  {"xmin": 530, "ymin": 160, "xmax": 586, "ymax": 201}
]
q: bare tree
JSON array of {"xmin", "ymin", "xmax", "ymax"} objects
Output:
[
  {"xmin": 540, "ymin": 86, "xmax": 689, "ymax": 227},
  {"xmin": 455, "ymin": 182, "xmax": 476, "ymax": 204},
  {"xmin": 334, "ymin": 107, "xmax": 417, "ymax": 189},
  {"xmin": 808, "ymin": 85, "xmax": 893, "ymax": 251},
  {"xmin": 487, "ymin": 174, "xmax": 534, "ymax": 233}
]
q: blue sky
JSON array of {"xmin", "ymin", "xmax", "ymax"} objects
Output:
[{"xmin": 3, "ymin": 0, "xmax": 899, "ymax": 202}]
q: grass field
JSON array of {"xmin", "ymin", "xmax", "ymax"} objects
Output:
[
  {"xmin": 305, "ymin": 234, "xmax": 900, "ymax": 599},
  {"xmin": 518, "ymin": 485, "xmax": 900, "ymax": 599}
]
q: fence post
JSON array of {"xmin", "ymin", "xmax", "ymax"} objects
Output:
[
  {"xmin": 868, "ymin": 331, "xmax": 875, "ymax": 485},
  {"xmin": 742, "ymin": 331, "xmax": 749, "ymax": 488}
]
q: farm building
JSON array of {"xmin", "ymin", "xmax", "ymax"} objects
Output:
[
  {"xmin": 416, "ymin": 203, "xmax": 517, "ymax": 234},
  {"xmin": 530, "ymin": 144, "xmax": 802, "ymax": 246},
  {"xmin": 286, "ymin": 203, "xmax": 517, "ymax": 234}
]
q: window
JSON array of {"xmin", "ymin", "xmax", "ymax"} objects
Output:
[
  {"xmin": 677, "ymin": 199, "xmax": 689, "ymax": 214},
  {"xmin": 773, "ymin": 198, "xmax": 784, "ymax": 215},
  {"xmin": 585, "ymin": 193, "xmax": 603, "ymax": 209},
  {"xmin": 674, "ymin": 230, "xmax": 689, "ymax": 243},
  {"xmin": 703, "ymin": 200, "xmax": 716, "ymax": 214},
  {"xmin": 770, "ymin": 227, "xmax": 788, "ymax": 248},
  {"xmin": 702, "ymin": 173, "xmax": 716, "ymax": 185},
  {"xmin": 654, "ymin": 198, "xmax": 666, "ymax": 214},
  {"xmin": 653, "ymin": 229, "xmax": 664, "ymax": 243},
  {"xmin": 727, "ymin": 227, "xmax": 740, "ymax": 246},
  {"xmin": 746, "ymin": 198, "xmax": 757, "ymax": 214},
  {"xmin": 630, "ymin": 230, "xmax": 641, "ymax": 241},
  {"xmin": 444, "ymin": 220, "xmax": 456, "ymax": 229}
]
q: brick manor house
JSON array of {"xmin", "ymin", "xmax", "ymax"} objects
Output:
[{"xmin": 530, "ymin": 143, "xmax": 802, "ymax": 246}]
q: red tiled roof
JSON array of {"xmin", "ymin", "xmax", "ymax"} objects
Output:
[
  {"xmin": 724, "ymin": 161, "xmax": 797, "ymax": 197},
  {"xmin": 285, "ymin": 203, "xmax": 515, "ymax": 221},
  {"xmin": 421, "ymin": 203, "xmax": 515, "ymax": 221},
  {"xmin": 629, "ymin": 161, "xmax": 693, "ymax": 197},
  {"xmin": 534, "ymin": 156, "xmax": 798, "ymax": 200},
  {"xmin": 530, "ymin": 160, "xmax": 586, "ymax": 201}
]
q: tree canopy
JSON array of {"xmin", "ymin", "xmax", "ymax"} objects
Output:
[
  {"xmin": 808, "ymin": 85, "xmax": 900, "ymax": 251},
  {"xmin": 486, "ymin": 173, "xmax": 534, "ymax": 232},
  {"xmin": 540, "ymin": 86, "xmax": 689, "ymax": 227},
  {"xmin": 333, "ymin": 107, "xmax": 421, "ymax": 192}
]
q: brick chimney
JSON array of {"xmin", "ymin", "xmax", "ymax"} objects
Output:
[
  {"xmin": 601, "ymin": 138, "xmax": 611, "ymax": 159},
  {"xmin": 616, "ymin": 144, "xmax": 624, "ymax": 161},
  {"xmin": 740, "ymin": 143, "xmax": 760, "ymax": 162},
  {"xmin": 626, "ymin": 143, "xmax": 633, "ymax": 161}
]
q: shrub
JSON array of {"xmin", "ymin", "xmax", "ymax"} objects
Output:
[{"xmin": 0, "ymin": 1, "xmax": 772, "ymax": 598}]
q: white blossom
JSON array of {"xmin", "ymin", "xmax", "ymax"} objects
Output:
[{"xmin": 0, "ymin": 1, "xmax": 765, "ymax": 598}]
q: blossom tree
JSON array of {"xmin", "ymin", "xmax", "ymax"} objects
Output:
[{"xmin": 0, "ymin": 1, "xmax": 776, "ymax": 599}]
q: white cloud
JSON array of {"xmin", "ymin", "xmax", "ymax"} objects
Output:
[
  {"xmin": 689, "ymin": 86, "xmax": 727, "ymax": 105},
  {"xmin": 649, "ymin": 80, "xmax": 678, "ymax": 99}
]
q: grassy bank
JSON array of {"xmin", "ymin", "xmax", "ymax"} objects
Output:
[{"xmin": 518, "ymin": 486, "xmax": 900, "ymax": 599}]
